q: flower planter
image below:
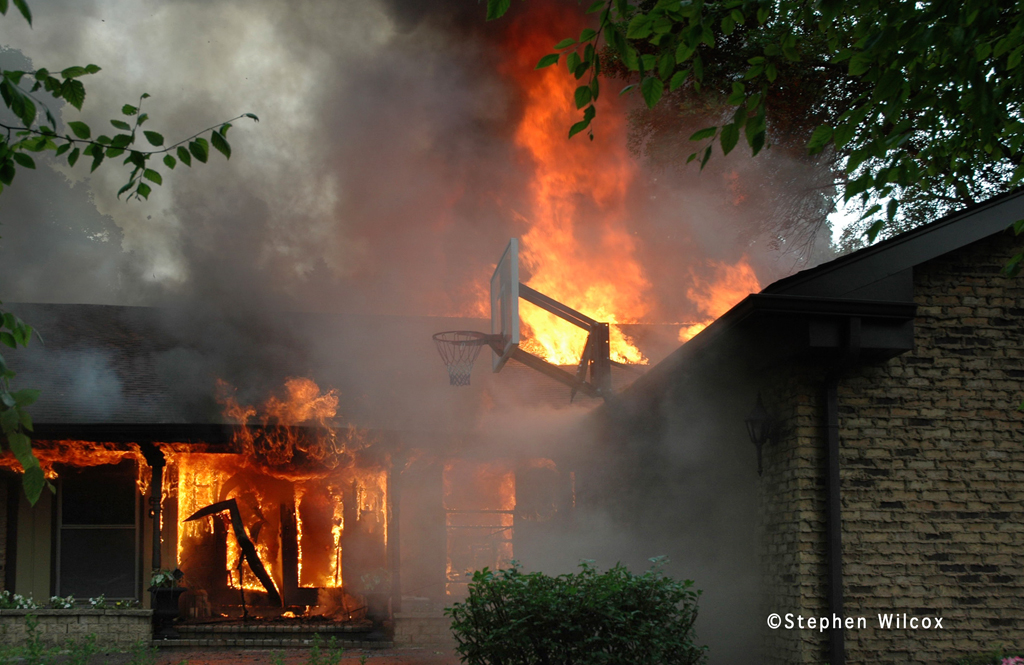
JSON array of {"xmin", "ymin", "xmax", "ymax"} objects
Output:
[{"xmin": 149, "ymin": 587, "xmax": 187, "ymax": 639}]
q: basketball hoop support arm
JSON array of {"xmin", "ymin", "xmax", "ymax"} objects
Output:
[{"xmin": 497, "ymin": 283, "xmax": 613, "ymax": 399}]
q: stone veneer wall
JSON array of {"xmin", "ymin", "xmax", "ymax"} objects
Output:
[
  {"xmin": 759, "ymin": 362, "xmax": 830, "ymax": 664},
  {"xmin": 758, "ymin": 230, "xmax": 1024, "ymax": 665},
  {"xmin": 839, "ymin": 231, "xmax": 1024, "ymax": 664},
  {"xmin": 392, "ymin": 613, "xmax": 457, "ymax": 649},
  {"xmin": 0, "ymin": 609, "xmax": 153, "ymax": 649}
]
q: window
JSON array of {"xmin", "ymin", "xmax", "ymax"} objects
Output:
[{"xmin": 56, "ymin": 460, "xmax": 139, "ymax": 599}]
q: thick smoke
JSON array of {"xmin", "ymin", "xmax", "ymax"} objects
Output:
[{"xmin": 0, "ymin": 3, "xmax": 829, "ymax": 661}]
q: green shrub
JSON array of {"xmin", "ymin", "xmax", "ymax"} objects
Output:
[{"xmin": 445, "ymin": 558, "xmax": 707, "ymax": 665}]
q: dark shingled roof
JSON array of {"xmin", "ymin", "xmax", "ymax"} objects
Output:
[{"xmin": 4, "ymin": 303, "xmax": 666, "ymax": 436}]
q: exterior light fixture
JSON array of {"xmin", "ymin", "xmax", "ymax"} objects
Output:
[{"xmin": 745, "ymin": 394, "xmax": 774, "ymax": 476}]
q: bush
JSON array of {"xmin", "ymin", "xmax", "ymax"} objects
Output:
[{"xmin": 445, "ymin": 558, "xmax": 707, "ymax": 665}]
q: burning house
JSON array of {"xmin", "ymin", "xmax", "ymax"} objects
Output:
[{"xmin": 0, "ymin": 303, "xmax": 621, "ymax": 646}]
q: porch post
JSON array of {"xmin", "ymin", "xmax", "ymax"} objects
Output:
[{"xmin": 140, "ymin": 444, "xmax": 166, "ymax": 570}]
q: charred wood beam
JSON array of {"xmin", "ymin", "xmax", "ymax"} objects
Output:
[{"xmin": 185, "ymin": 499, "xmax": 282, "ymax": 606}]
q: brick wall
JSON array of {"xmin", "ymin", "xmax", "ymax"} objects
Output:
[
  {"xmin": 0, "ymin": 609, "xmax": 153, "ymax": 650},
  {"xmin": 758, "ymin": 230, "xmax": 1024, "ymax": 665},
  {"xmin": 759, "ymin": 362, "xmax": 831, "ymax": 664},
  {"xmin": 393, "ymin": 613, "xmax": 456, "ymax": 649},
  {"xmin": 839, "ymin": 231, "xmax": 1024, "ymax": 664}
]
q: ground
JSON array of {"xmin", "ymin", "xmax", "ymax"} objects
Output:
[
  {"xmin": 65, "ymin": 648, "xmax": 461, "ymax": 665},
  {"xmin": 155, "ymin": 648, "xmax": 460, "ymax": 665}
]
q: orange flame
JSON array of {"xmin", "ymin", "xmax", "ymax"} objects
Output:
[
  {"xmin": 0, "ymin": 441, "xmax": 150, "ymax": 493},
  {"xmin": 678, "ymin": 256, "xmax": 762, "ymax": 342},
  {"xmin": 499, "ymin": 9, "xmax": 649, "ymax": 366},
  {"xmin": 171, "ymin": 378, "xmax": 387, "ymax": 596},
  {"xmin": 443, "ymin": 459, "xmax": 515, "ymax": 596}
]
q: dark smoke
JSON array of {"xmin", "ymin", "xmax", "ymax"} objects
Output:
[{"xmin": 0, "ymin": 4, "xmax": 833, "ymax": 662}]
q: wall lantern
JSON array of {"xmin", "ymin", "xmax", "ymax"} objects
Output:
[{"xmin": 745, "ymin": 394, "xmax": 774, "ymax": 476}]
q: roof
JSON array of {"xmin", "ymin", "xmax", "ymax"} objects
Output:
[
  {"xmin": 3, "ymin": 303, "xmax": 654, "ymax": 437},
  {"xmin": 619, "ymin": 188, "xmax": 1024, "ymax": 402}
]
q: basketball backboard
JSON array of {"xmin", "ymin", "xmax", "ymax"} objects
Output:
[{"xmin": 490, "ymin": 238, "xmax": 520, "ymax": 371}]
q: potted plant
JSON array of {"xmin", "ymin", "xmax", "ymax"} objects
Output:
[{"xmin": 148, "ymin": 568, "xmax": 185, "ymax": 639}]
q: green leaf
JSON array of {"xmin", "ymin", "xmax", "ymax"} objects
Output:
[
  {"xmin": 12, "ymin": 388, "xmax": 39, "ymax": 407},
  {"xmin": 189, "ymin": 139, "xmax": 209, "ymax": 163},
  {"xmin": 122, "ymin": 104, "xmax": 138, "ymax": 116},
  {"xmin": 67, "ymin": 148, "xmax": 80, "ymax": 167},
  {"xmin": 568, "ymin": 119, "xmax": 590, "ymax": 139},
  {"xmin": 0, "ymin": 332, "xmax": 15, "ymax": 348},
  {"xmin": 177, "ymin": 146, "xmax": 192, "ymax": 166},
  {"xmin": 110, "ymin": 119, "xmax": 131, "ymax": 131},
  {"xmin": 669, "ymin": 69, "xmax": 689, "ymax": 91},
  {"xmin": 834, "ymin": 123, "xmax": 855, "ymax": 149},
  {"xmin": 60, "ymin": 66, "xmax": 88, "ymax": 79},
  {"xmin": 574, "ymin": 85, "xmax": 592, "ymax": 109},
  {"xmin": 110, "ymin": 134, "xmax": 133, "ymax": 149},
  {"xmin": 211, "ymin": 130, "xmax": 231, "ymax": 159},
  {"xmin": 866, "ymin": 219, "xmax": 885, "ymax": 242},
  {"xmin": 89, "ymin": 150, "xmax": 104, "ymax": 173},
  {"xmin": 640, "ymin": 76, "xmax": 663, "ymax": 108},
  {"xmin": 700, "ymin": 144, "xmax": 712, "ymax": 169},
  {"xmin": 55, "ymin": 142, "xmax": 71, "ymax": 157},
  {"xmin": 116, "ymin": 179, "xmax": 135, "ymax": 198},
  {"xmin": 626, "ymin": 13, "xmax": 652, "ymax": 40},
  {"xmin": 1002, "ymin": 252, "xmax": 1023, "ymax": 277},
  {"xmin": 84, "ymin": 64, "xmax": 101, "ymax": 75},
  {"xmin": 675, "ymin": 42, "xmax": 695, "ymax": 63},
  {"xmin": 586, "ymin": 0, "xmax": 604, "ymax": 12},
  {"xmin": 11, "ymin": 152, "xmax": 34, "ymax": 169},
  {"xmin": 727, "ymin": 81, "xmax": 745, "ymax": 106},
  {"xmin": 720, "ymin": 122, "xmax": 740, "ymax": 155},
  {"xmin": 61, "ymin": 79, "xmax": 86, "ymax": 110},
  {"xmin": 807, "ymin": 125, "xmax": 833, "ymax": 154},
  {"xmin": 143, "ymin": 131, "xmax": 164, "ymax": 147},
  {"xmin": 163, "ymin": 154, "xmax": 176, "ymax": 170},
  {"xmin": 485, "ymin": 0, "xmax": 511, "ymax": 20},
  {"xmin": 12, "ymin": 0, "xmax": 31, "ymax": 25},
  {"xmin": 67, "ymin": 121, "xmax": 91, "ymax": 139},
  {"xmin": 689, "ymin": 127, "xmax": 717, "ymax": 141},
  {"xmin": 535, "ymin": 53, "xmax": 560, "ymax": 69},
  {"xmin": 244, "ymin": 113, "xmax": 259, "ymax": 122},
  {"xmin": 554, "ymin": 38, "xmax": 576, "ymax": 50},
  {"xmin": 580, "ymin": 28, "xmax": 596, "ymax": 42},
  {"xmin": 0, "ymin": 162, "xmax": 14, "ymax": 187},
  {"xmin": 657, "ymin": 52, "xmax": 675, "ymax": 80},
  {"xmin": 33, "ymin": 68, "xmax": 48, "ymax": 81},
  {"xmin": 143, "ymin": 168, "xmax": 162, "ymax": 185},
  {"xmin": 567, "ymin": 51, "xmax": 581, "ymax": 74},
  {"xmin": 745, "ymin": 113, "xmax": 766, "ymax": 155},
  {"xmin": 136, "ymin": 182, "xmax": 152, "ymax": 199}
]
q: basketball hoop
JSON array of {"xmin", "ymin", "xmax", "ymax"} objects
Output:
[{"xmin": 433, "ymin": 331, "xmax": 491, "ymax": 386}]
